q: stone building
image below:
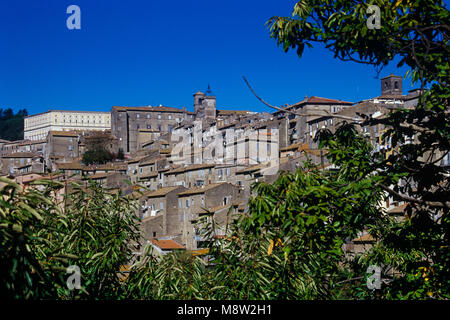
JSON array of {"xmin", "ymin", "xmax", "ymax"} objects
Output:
[
  {"xmin": 194, "ymin": 86, "xmax": 216, "ymax": 121},
  {"xmin": 0, "ymin": 152, "xmax": 44, "ymax": 175},
  {"xmin": 165, "ymin": 163, "xmax": 216, "ymax": 188},
  {"xmin": 140, "ymin": 185, "xmax": 187, "ymax": 242},
  {"xmin": 177, "ymin": 182, "xmax": 243, "ymax": 250},
  {"xmin": 274, "ymin": 96, "xmax": 353, "ymax": 145},
  {"xmin": 111, "ymin": 105, "xmax": 195, "ymax": 154},
  {"xmin": 45, "ymin": 131, "xmax": 80, "ymax": 170},
  {"xmin": 0, "ymin": 140, "xmax": 24, "ymax": 157}
]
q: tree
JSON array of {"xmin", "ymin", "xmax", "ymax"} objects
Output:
[
  {"xmin": 82, "ymin": 149, "xmax": 113, "ymax": 165},
  {"xmin": 263, "ymin": 0, "xmax": 449, "ymax": 299},
  {"xmin": 0, "ymin": 108, "xmax": 28, "ymax": 141},
  {"xmin": 82, "ymin": 132, "xmax": 118, "ymax": 165},
  {"xmin": 0, "ymin": 177, "xmax": 141, "ymax": 299}
]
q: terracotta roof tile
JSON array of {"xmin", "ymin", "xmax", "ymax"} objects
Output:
[{"xmin": 151, "ymin": 239, "xmax": 185, "ymax": 250}]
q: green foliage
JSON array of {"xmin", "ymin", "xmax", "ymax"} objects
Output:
[
  {"xmin": 0, "ymin": 178, "xmax": 141, "ymax": 299},
  {"xmin": 266, "ymin": 0, "xmax": 449, "ymax": 299},
  {"xmin": 0, "ymin": 108, "xmax": 27, "ymax": 141},
  {"xmin": 0, "ymin": 177, "xmax": 68, "ymax": 298},
  {"xmin": 82, "ymin": 149, "xmax": 113, "ymax": 165}
]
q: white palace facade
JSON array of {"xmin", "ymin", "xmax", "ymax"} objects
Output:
[{"xmin": 24, "ymin": 110, "xmax": 111, "ymax": 140}]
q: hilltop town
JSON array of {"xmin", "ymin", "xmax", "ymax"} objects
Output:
[{"xmin": 0, "ymin": 75, "xmax": 444, "ymax": 255}]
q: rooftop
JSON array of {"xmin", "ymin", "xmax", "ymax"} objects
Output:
[
  {"xmin": 112, "ymin": 105, "xmax": 194, "ymax": 114},
  {"xmin": 143, "ymin": 186, "xmax": 185, "ymax": 198},
  {"xmin": 178, "ymin": 182, "xmax": 227, "ymax": 196},
  {"xmin": 151, "ymin": 239, "xmax": 185, "ymax": 250}
]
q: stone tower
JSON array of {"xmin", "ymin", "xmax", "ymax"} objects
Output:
[
  {"xmin": 194, "ymin": 85, "xmax": 216, "ymax": 121},
  {"xmin": 381, "ymin": 74, "xmax": 403, "ymax": 96},
  {"xmin": 193, "ymin": 91, "xmax": 205, "ymax": 117}
]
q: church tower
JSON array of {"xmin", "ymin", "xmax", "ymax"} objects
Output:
[
  {"xmin": 381, "ymin": 74, "xmax": 403, "ymax": 96},
  {"xmin": 194, "ymin": 85, "xmax": 216, "ymax": 121}
]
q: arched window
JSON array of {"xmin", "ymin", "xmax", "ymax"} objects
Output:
[{"xmin": 394, "ymin": 81, "xmax": 398, "ymax": 89}]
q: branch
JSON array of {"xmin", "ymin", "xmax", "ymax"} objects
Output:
[
  {"xmin": 242, "ymin": 76, "xmax": 364, "ymax": 123},
  {"xmin": 377, "ymin": 183, "xmax": 450, "ymax": 209}
]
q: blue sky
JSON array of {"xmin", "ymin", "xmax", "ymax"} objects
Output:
[{"xmin": 0, "ymin": 0, "xmax": 431, "ymax": 115}]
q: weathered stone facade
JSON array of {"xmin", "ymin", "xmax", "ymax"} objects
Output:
[{"xmin": 111, "ymin": 106, "xmax": 195, "ymax": 154}]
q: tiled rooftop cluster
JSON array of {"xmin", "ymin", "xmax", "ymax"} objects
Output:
[{"xmin": 2, "ymin": 76, "xmax": 443, "ymax": 254}]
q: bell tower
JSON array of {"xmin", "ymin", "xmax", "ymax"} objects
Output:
[
  {"xmin": 381, "ymin": 74, "xmax": 402, "ymax": 96},
  {"xmin": 193, "ymin": 84, "xmax": 216, "ymax": 121}
]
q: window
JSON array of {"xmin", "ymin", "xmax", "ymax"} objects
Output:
[
  {"xmin": 226, "ymin": 168, "xmax": 230, "ymax": 175},
  {"xmin": 136, "ymin": 114, "xmax": 140, "ymax": 118},
  {"xmin": 152, "ymin": 232, "xmax": 156, "ymax": 238},
  {"xmin": 140, "ymin": 168, "xmax": 143, "ymax": 173},
  {"xmin": 160, "ymin": 202, "xmax": 163, "ymax": 210},
  {"xmin": 223, "ymin": 197, "xmax": 228, "ymax": 205},
  {"xmin": 158, "ymin": 114, "xmax": 162, "ymax": 119},
  {"xmin": 186, "ymin": 199, "xmax": 190, "ymax": 208},
  {"xmin": 146, "ymin": 114, "xmax": 150, "ymax": 119},
  {"xmin": 201, "ymin": 196, "xmax": 204, "ymax": 206},
  {"xmin": 394, "ymin": 81, "xmax": 399, "ymax": 89},
  {"xmin": 179, "ymin": 200, "xmax": 182, "ymax": 208},
  {"xmin": 218, "ymin": 169, "xmax": 223, "ymax": 176},
  {"xmin": 168, "ymin": 115, "xmax": 172, "ymax": 120},
  {"xmin": 147, "ymin": 125, "xmax": 151, "ymax": 129}
]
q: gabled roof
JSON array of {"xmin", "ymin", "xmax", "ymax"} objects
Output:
[
  {"xmin": 280, "ymin": 142, "xmax": 309, "ymax": 152},
  {"xmin": 178, "ymin": 182, "xmax": 228, "ymax": 196},
  {"xmin": 56, "ymin": 162, "xmax": 83, "ymax": 170},
  {"xmin": 274, "ymin": 96, "xmax": 353, "ymax": 114},
  {"xmin": 151, "ymin": 239, "xmax": 185, "ymax": 250},
  {"xmin": 236, "ymin": 162, "xmax": 269, "ymax": 174},
  {"xmin": 127, "ymin": 155, "xmax": 147, "ymax": 164},
  {"xmin": 138, "ymin": 172, "xmax": 158, "ymax": 180},
  {"xmin": 166, "ymin": 163, "xmax": 215, "ymax": 175},
  {"xmin": 196, "ymin": 204, "xmax": 234, "ymax": 216},
  {"xmin": 143, "ymin": 186, "xmax": 185, "ymax": 198},
  {"xmin": 48, "ymin": 131, "xmax": 78, "ymax": 137}
]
